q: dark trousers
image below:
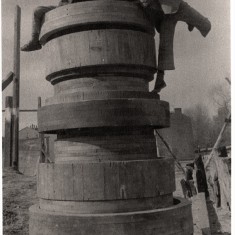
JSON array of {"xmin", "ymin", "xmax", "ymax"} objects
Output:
[
  {"xmin": 145, "ymin": 1, "xmax": 211, "ymax": 70},
  {"xmin": 32, "ymin": 6, "xmax": 56, "ymax": 36}
]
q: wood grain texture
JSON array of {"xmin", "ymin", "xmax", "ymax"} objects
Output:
[
  {"xmin": 37, "ymin": 159, "xmax": 175, "ymax": 201},
  {"xmin": 12, "ymin": 5, "xmax": 21, "ymax": 169},
  {"xmin": 191, "ymin": 193, "xmax": 211, "ymax": 235},
  {"xmin": 4, "ymin": 96, "xmax": 13, "ymax": 167},
  {"xmin": 2, "ymin": 72, "xmax": 14, "ymax": 91},
  {"xmin": 29, "ymin": 198, "xmax": 193, "ymax": 235},
  {"xmin": 214, "ymin": 156, "xmax": 231, "ymax": 210},
  {"xmin": 39, "ymin": 195, "xmax": 173, "ymax": 214},
  {"xmin": 54, "ymin": 133, "xmax": 157, "ymax": 162},
  {"xmin": 29, "ymin": 1, "xmax": 194, "ymax": 233},
  {"xmin": 40, "ymin": 0, "xmax": 154, "ymax": 44},
  {"xmin": 48, "ymin": 66, "xmax": 155, "ymax": 85},
  {"xmin": 38, "ymin": 99, "xmax": 170, "ymax": 133},
  {"xmin": 46, "ymin": 91, "xmax": 159, "ymax": 105},
  {"xmin": 53, "ymin": 77, "xmax": 149, "ymax": 95},
  {"xmin": 43, "ymin": 29, "xmax": 156, "ymax": 83}
]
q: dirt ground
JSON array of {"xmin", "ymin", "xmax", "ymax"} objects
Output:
[
  {"xmin": 3, "ymin": 168, "xmax": 231, "ymax": 235},
  {"xmin": 3, "ymin": 168, "xmax": 38, "ymax": 235},
  {"xmin": 175, "ymin": 171, "xmax": 231, "ymax": 235}
]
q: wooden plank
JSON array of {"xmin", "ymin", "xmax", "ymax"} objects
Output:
[
  {"xmin": 37, "ymin": 159, "xmax": 175, "ymax": 201},
  {"xmin": 38, "ymin": 196, "xmax": 172, "ymax": 214},
  {"xmin": 53, "ymin": 76, "xmax": 150, "ymax": 95},
  {"xmin": 37, "ymin": 164, "xmax": 47, "ymax": 198},
  {"xmin": 213, "ymin": 155, "xmax": 231, "ymax": 210},
  {"xmin": 83, "ymin": 162, "xmax": 105, "ymax": 200},
  {"xmin": 29, "ymin": 197, "xmax": 193, "ymax": 234},
  {"xmin": 52, "ymin": 164, "xmax": 63, "ymax": 200},
  {"xmin": 44, "ymin": 29, "xmax": 156, "ymax": 81},
  {"xmin": 54, "ymin": 133, "xmax": 157, "ymax": 162},
  {"xmin": 205, "ymin": 112, "xmax": 231, "ymax": 169},
  {"xmin": 192, "ymin": 192, "xmax": 211, "ymax": 235},
  {"xmin": 38, "ymin": 99, "xmax": 170, "ymax": 133},
  {"xmin": 47, "ymin": 164, "xmax": 54, "ymax": 199},
  {"xmin": 123, "ymin": 161, "xmax": 145, "ymax": 198},
  {"xmin": 103, "ymin": 162, "xmax": 119, "ymax": 200},
  {"xmin": 45, "ymin": 137, "xmax": 50, "ymax": 162},
  {"xmin": 12, "ymin": 5, "xmax": 21, "ymax": 170},
  {"xmin": 4, "ymin": 96, "xmax": 13, "ymax": 167},
  {"xmin": 72, "ymin": 164, "xmax": 84, "ymax": 200},
  {"xmin": 2, "ymin": 72, "xmax": 14, "ymax": 91},
  {"xmin": 62, "ymin": 164, "xmax": 74, "ymax": 200},
  {"xmin": 38, "ymin": 97, "xmax": 45, "ymax": 163},
  {"xmin": 46, "ymin": 90, "xmax": 159, "ymax": 105}
]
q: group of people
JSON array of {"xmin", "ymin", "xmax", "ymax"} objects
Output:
[
  {"xmin": 21, "ymin": 0, "xmax": 211, "ymax": 93},
  {"xmin": 183, "ymin": 155, "xmax": 209, "ymax": 199}
]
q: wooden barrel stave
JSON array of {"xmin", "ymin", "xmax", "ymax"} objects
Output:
[
  {"xmin": 43, "ymin": 29, "xmax": 157, "ymax": 83},
  {"xmin": 38, "ymin": 99, "xmax": 170, "ymax": 133},
  {"xmin": 30, "ymin": 1, "xmax": 194, "ymax": 233},
  {"xmin": 53, "ymin": 77, "xmax": 150, "ymax": 94},
  {"xmin": 40, "ymin": 1, "xmax": 154, "ymax": 44},
  {"xmin": 37, "ymin": 159, "xmax": 175, "ymax": 202},
  {"xmin": 29, "ymin": 198, "xmax": 193, "ymax": 235}
]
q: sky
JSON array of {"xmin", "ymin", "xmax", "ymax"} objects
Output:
[{"xmin": 1, "ymin": 0, "xmax": 231, "ymax": 133}]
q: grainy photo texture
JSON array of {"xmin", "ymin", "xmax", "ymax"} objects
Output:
[{"xmin": 2, "ymin": 0, "xmax": 231, "ymax": 234}]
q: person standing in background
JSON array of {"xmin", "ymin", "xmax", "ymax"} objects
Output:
[{"xmin": 195, "ymin": 155, "xmax": 209, "ymax": 198}]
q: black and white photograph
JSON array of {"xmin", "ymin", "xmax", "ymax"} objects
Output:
[{"xmin": 1, "ymin": 0, "xmax": 231, "ymax": 234}]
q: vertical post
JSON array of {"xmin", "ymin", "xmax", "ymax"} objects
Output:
[
  {"xmin": 205, "ymin": 113, "xmax": 231, "ymax": 169},
  {"xmin": 45, "ymin": 137, "xmax": 50, "ymax": 163},
  {"xmin": 12, "ymin": 5, "xmax": 21, "ymax": 169},
  {"xmin": 4, "ymin": 96, "xmax": 13, "ymax": 167},
  {"xmin": 38, "ymin": 97, "xmax": 45, "ymax": 163}
]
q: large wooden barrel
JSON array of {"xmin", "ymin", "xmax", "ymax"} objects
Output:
[
  {"xmin": 30, "ymin": 1, "xmax": 193, "ymax": 235},
  {"xmin": 37, "ymin": 1, "xmax": 169, "ymax": 134}
]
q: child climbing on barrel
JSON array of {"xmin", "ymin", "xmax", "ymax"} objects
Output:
[
  {"xmin": 21, "ymin": 0, "xmax": 79, "ymax": 51},
  {"xmin": 139, "ymin": 0, "xmax": 211, "ymax": 92},
  {"xmin": 22, "ymin": 0, "xmax": 211, "ymax": 95}
]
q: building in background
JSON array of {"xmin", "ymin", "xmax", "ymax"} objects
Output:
[
  {"xmin": 18, "ymin": 125, "xmax": 56, "ymax": 176},
  {"xmin": 157, "ymin": 108, "xmax": 195, "ymax": 161},
  {"xmin": 19, "ymin": 125, "xmax": 39, "ymax": 139}
]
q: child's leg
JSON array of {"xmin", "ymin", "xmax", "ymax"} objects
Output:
[
  {"xmin": 157, "ymin": 1, "xmax": 211, "ymax": 71},
  {"xmin": 157, "ymin": 14, "xmax": 177, "ymax": 71},
  {"xmin": 152, "ymin": 70, "xmax": 166, "ymax": 93},
  {"xmin": 32, "ymin": 6, "xmax": 56, "ymax": 37},
  {"xmin": 176, "ymin": 1, "xmax": 211, "ymax": 37},
  {"xmin": 152, "ymin": 15, "xmax": 177, "ymax": 93},
  {"xmin": 21, "ymin": 6, "xmax": 56, "ymax": 52}
]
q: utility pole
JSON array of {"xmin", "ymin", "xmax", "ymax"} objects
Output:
[{"xmin": 12, "ymin": 5, "xmax": 21, "ymax": 170}]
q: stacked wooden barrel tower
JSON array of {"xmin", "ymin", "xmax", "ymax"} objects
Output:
[{"xmin": 29, "ymin": 1, "xmax": 193, "ymax": 234}]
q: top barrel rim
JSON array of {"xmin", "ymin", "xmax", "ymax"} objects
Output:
[{"xmin": 40, "ymin": 0, "xmax": 155, "ymax": 44}]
